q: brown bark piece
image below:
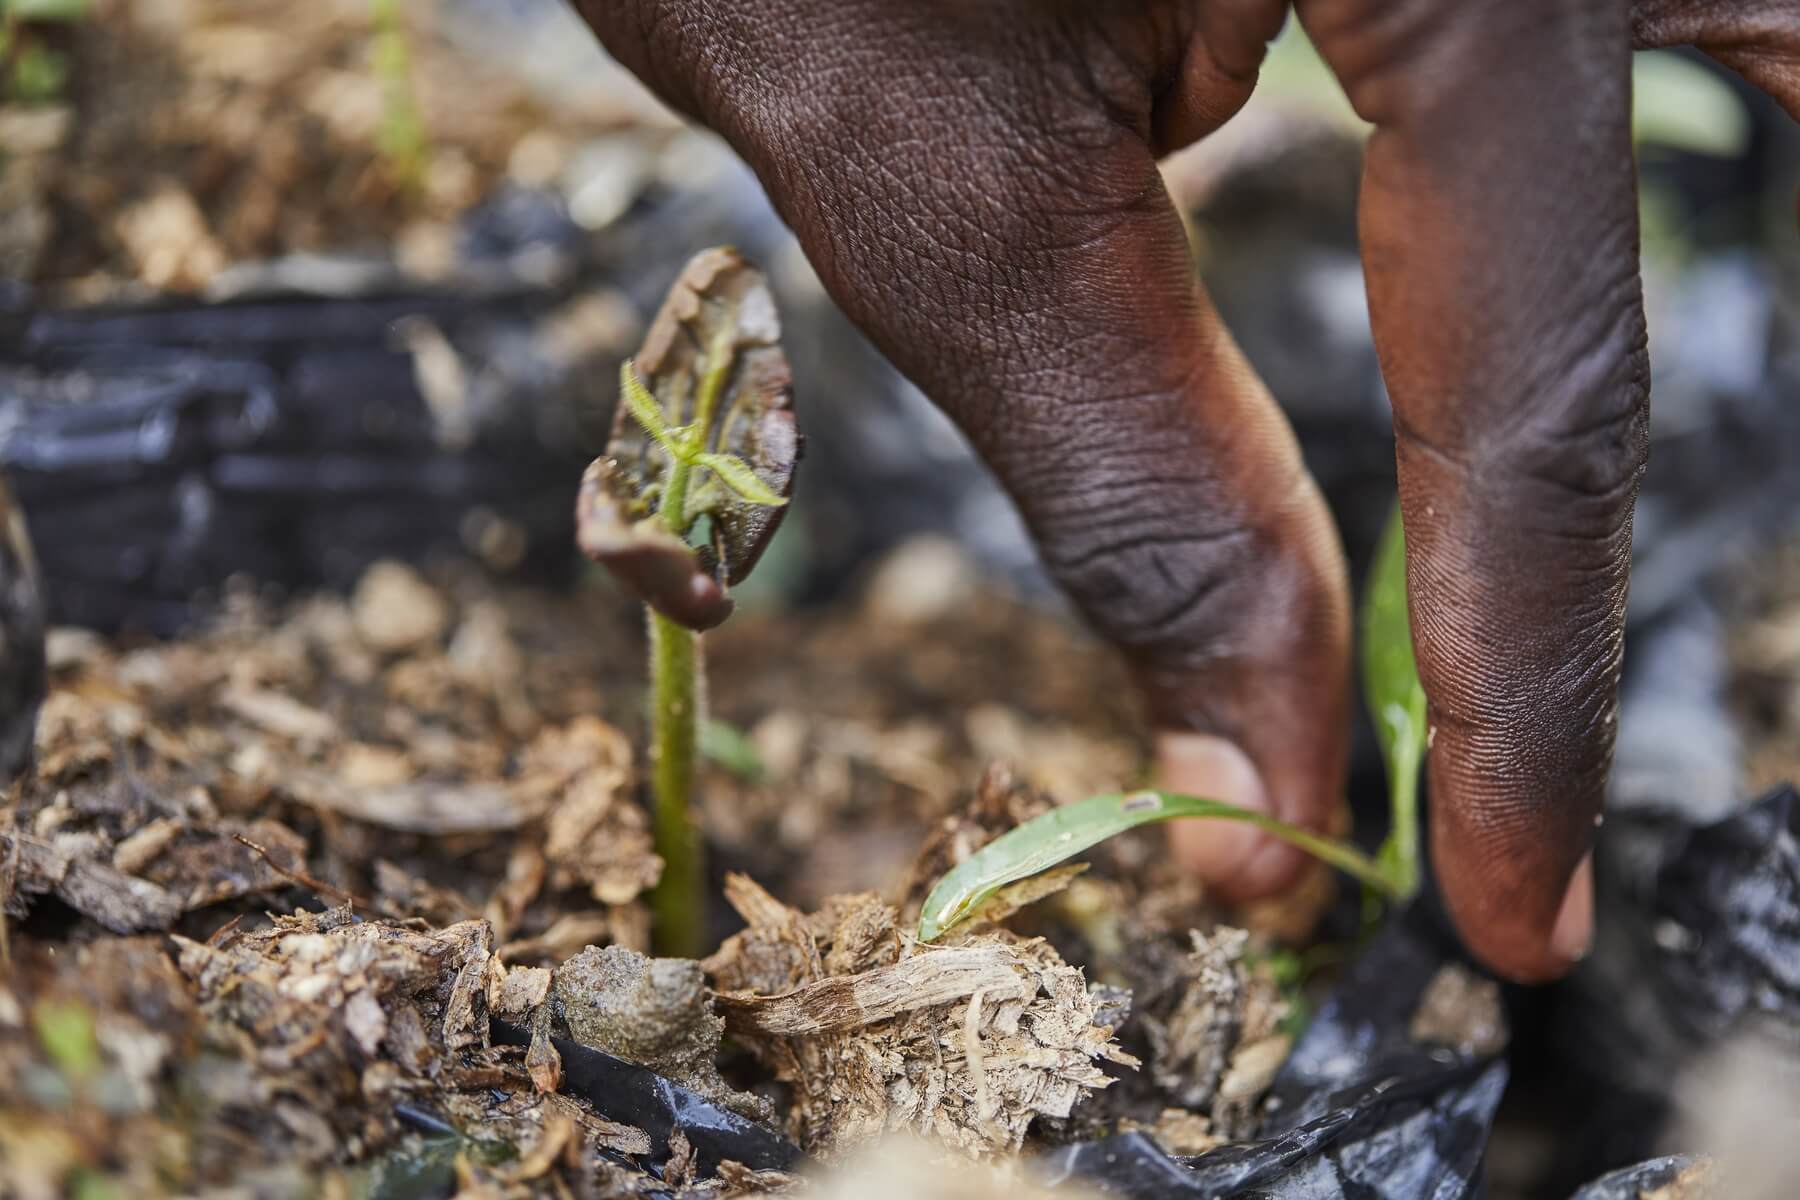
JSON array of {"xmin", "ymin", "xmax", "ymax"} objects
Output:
[
  {"xmin": 714, "ymin": 945, "xmax": 1033, "ymax": 1037},
  {"xmin": 703, "ymin": 877, "xmax": 1132, "ymax": 1159}
]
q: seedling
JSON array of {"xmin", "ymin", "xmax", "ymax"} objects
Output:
[
  {"xmin": 578, "ymin": 248, "xmax": 798, "ymax": 958},
  {"xmin": 918, "ymin": 506, "xmax": 1428, "ymax": 942},
  {"xmin": 1360, "ymin": 507, "xmax": 1427, "ymax": 901},
  {"xmin": 1, "ymin": 0, "xmax": 92, "ymax": 105},
  {"xmin": 369, "ymin": 0, "xmax": 428, "ymax": 193}
]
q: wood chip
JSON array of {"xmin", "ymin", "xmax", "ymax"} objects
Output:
[
  {"xmin": 716, "ymin": 945, "xmax": 1032, "ymax": 1038},
  {"xmin": 220, "ymin": 683, "xmax": 339, "ymax": 742}
]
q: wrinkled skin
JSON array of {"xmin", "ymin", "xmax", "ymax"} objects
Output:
[{"xmin": 573, "ymin": 0, "xmax": 1800, "ymax": 983}]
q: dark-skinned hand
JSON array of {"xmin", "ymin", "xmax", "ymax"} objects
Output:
[{"xmin": 572, "ymin": 0, "xmax": 1800, "ymax": 982}]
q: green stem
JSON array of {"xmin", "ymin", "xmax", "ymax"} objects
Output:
[
  {"xmin": 642, "ymin": 322, "xmax": 736, "ymax": 958},
  {"xmin": 648, "ymin": 608, "xmax": 702, "ymax": 958},
  {"xmin": 1384, "ymin": 696, "xmax": 1426, "ymax": 900},
  {"xmin": 1237, "ymin": 806, "xmax": 1397, "ymax": 896}
]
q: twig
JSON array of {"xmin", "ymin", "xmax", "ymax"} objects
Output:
[
  {"xmin": 0, "ymin": 826, "xmax": 15, "ymax": 968},
  {"xmin": 233, "ymin": 834, "xmax": 363, "ymax": 907},
  {"xmin": 205, "ymin": 912, "xmax": 245, "ymax": 948}
]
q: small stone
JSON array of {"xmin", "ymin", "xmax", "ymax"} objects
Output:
[
  {"xmin": 114, "ymin": 183, "xmax": 226, "ymax": 292},
  {"xmin": 351, "ymin": 562, "xmax": 449, "ymax": 654},
  {"xmin": 862, "ymin": 536, "xmax": 979, "ymax": 627},
  {"xmin": 1409, "ymin": 964, "xmax": 1507, "ymax": 1057}
]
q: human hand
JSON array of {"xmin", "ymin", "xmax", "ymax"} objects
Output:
[{"xmin": 573, "ymin": 0, "xmax": 1800, "ymax": 982}]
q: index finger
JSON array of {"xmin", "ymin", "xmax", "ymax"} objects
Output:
[{"xmin": 1301, "ymin": 0, "xmax": 1648, "ymax": 981}]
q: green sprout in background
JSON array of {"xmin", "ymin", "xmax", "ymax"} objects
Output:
[
  {"xmin": 577, "ymin": 248, "xmax": 799, "ymax": 959},
  {"xmin": 918, "ymin": 505, "xmax": 1428, "ymax": 943},
  {"xmin": 1, "ymin": 0, "xmax": 92, "ymax": 105},
  {"xmin": 369, "ymin": 0, "xmax": 428, "ymax": 193}
]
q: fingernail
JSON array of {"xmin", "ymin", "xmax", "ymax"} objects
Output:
[
  {"xmin": 1550, "ymin": 852, "xmax": 1595, "ymax": 965},
  {"xmin": 1156, "ymin": 732, "xmax": 1271, "ymax": 884}
]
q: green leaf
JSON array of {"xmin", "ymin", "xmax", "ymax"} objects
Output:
[
  {"xmin": 701, "ymin": 717, "xmax": 764, "ymax": 782},
  {"xmin": 620, "ymin": 360, "xmax": 679, "ymax": 452},
  {"xmin": 1359, "ymin": 505, "xmax": 1427, "ymax": 900},
  {"xmin": 33, "ymin": 998, "xmax": 99, "ymax": 1080},
  {"xmin": 70, "ymin": 1172, "xmax": 122, "ymax": 1200},
  {"xmin": 8, "ymin": 44, "xmax": 68, "ymax": 103},
  {"xmin": 693, "ymin": 452, "xmax": 787, "ymax": 508},
  {"xmin": 916, "ymin": 789, "xmax": 1395, "ymax": 943}
]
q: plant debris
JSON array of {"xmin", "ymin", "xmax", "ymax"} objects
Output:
[
  {"xmin": 1140, "ymin": 928, "xmax": 1291, "ymax": 1139},
  {"xmin": 1410, "ymin": 964, "xmax": 1507, "ymax": 1059},
  {"xmin": 12, "ymin": 0, "xmax": 640, "ymax": 293},
  {"xmin": 0, "ymin": 548, "xmax": 1181, "ymax": 1193},
  {"xmin": 704, "ymin": 872, "xmax": 1135, "ymax": 1159}
]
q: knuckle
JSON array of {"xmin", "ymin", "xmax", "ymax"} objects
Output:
[
  {"xmin": 1041, "ymin": 500, "xmax": 1258, "ymax": 660},
  {"xmin": 1489, "ymin": 386, "xmax": 1649, "ymax": 513},
  {"xmin": 1302, "ymin": 0, "xmax": 1462, "ymax": 122},
  {"xmin": 1304, "ymin": 0, "xmax": 1620, "ymax": 125},
  {"xmin": 1031, "ymin": 455, "xmax": 1338, "ymax": 674},
  {"xmin": 1481, "ymin": 292, "xmax": 1651, "ymax": 521}
]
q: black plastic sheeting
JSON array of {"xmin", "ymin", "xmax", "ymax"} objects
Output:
[
  {"xmin": 1644, "ymin": 783, "xmax": 1800, "ymax": 1048},
  {"xmin": 489, "ymin": 1019, "xmax": 801, "ymax": 1176},
  {"xmin": 1042, "ymin": 901, "xmax": 1507, "ymax": 1199},
  {"xmin": 1540, "ymin": 782, "xmax": 1800, "ymax": 1189},
  {"xmin": 1042, "ymin": 1063, "xmax": 1507, "ymax": 1199},
  {"xmin": 1566, "ymin": 1155, "xmax": 1706, "ymax": 1200},
  {"xmin": 0, "ymin": 289, "xmax": 609, "ymax": 634}
]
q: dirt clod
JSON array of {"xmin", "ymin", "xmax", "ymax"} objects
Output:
[
  {"xmin": 1410, "ymin": 964, "xmax": 1508, "ymax": 1058},
  {"xmin": 352, "ymin": 561, "xmax": 451, "ymax": 654}
]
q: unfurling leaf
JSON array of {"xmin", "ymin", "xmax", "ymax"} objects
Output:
[
  {"xmin": 694, "ymin": 452, "xmax": 788, "ymax": 508},
  {"xmin": 620, "ymin": 360, "xmax": 677, "ymax": 451},
  {"xmin": 577, "ymin": 248, "xmax": 801, "ymax": 631},
  {"xmin": 576, "ymin": 458, "xmax": 733, "ymax": 630},
  {"xmin": 1360, "ymin": 505, "xmax": 1427, "ymax": 901}
]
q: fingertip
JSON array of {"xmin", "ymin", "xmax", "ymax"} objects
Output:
[
  {"xmin": 1443, "ymin": 842, "xmax": 1596, "ymax": 985},
  {"xmin": 1550, "ymin": 851, "xmax": 1595, "ymax": 965},
  {"xmin": 1156, "ymin": 731, "xmax": 1307, "ymax": 899}
]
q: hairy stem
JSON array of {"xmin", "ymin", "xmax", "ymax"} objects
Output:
[
  {"xmin": 648, "ymin": 607, "xmax": 702, "ymax": 958},
  {"xmin": 643, "ymin": 322, "xmax": 736, "ymax": 958}
]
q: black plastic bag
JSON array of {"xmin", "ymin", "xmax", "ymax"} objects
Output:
[
  {"xmin": 1041, "ymin": 902, "xmax": 1508, "ymax": 1199},
  {"xmin": 1567, "ymin": 1155, "xmax": 1707, "ymax": 1199},
  {"xmin": 1542, "ymin": 783, "xmax": 1800, "ymax": 1190},
  {"xmin": 490, "ymin": 1019, "xmax": 801, "ymax": 1176}
]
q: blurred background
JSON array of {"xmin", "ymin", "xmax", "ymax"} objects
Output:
[
  {"xmin": 3, "ymin": 2, "xmax": 1800, "ymax": 1191},
  {"xmin": 5, "ymin": 0, "xmax": 1796, "ymax": 798}
]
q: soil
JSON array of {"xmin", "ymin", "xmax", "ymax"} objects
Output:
[
  {"xmin": 0, "ymin": 552, "xmax": 1323, "ymax": 1196},
  {"xmin": 3, "ymin": 0, "xmax": 651, "ymax": 297},
  {"xmin": 1728, "ymin": 532, "xmax": 1800, "ymax": 795}
]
